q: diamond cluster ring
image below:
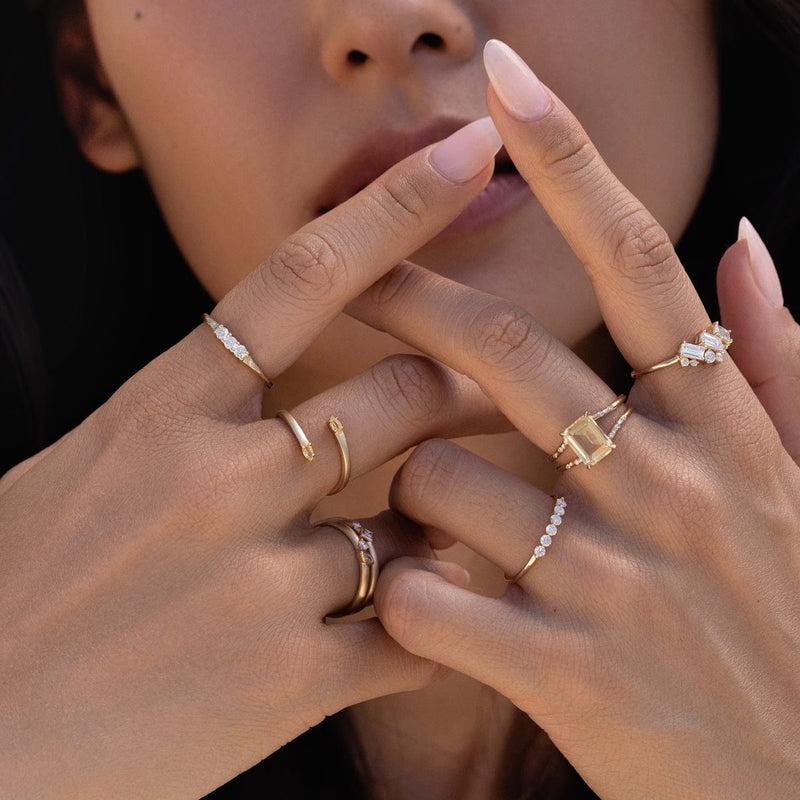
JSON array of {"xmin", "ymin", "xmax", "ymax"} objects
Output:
[{"xmin": 631, "ymin": 322, "xmax": 732, "ymax": 378}]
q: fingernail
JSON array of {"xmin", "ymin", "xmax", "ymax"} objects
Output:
[
  {"xmin": 483, "ymin": 39, "xmax": 551, "ymax": 122},
  {"xmin": 428, "ymin": 116, "xmax": 503, "ymax": 183},
  {"xmin": 738, "ymin": 216, "xmax": 783, "ymax": 308}
]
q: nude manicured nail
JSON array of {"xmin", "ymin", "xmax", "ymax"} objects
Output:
[
  {"xmin": 428, "ymin": 116, "xmax": 503, "ymax": 183},
  {"xmin": 738, "ymin": 216, "xmax": 783, "ymax": 308},
  {"xmin": 483, "ymin": 39, "xmax": 551, "ymax": 122}
]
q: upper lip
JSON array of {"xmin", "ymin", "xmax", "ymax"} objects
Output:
[{"xmin": 316, "ymin": 116, "xmax": 512, "ymax": 214}]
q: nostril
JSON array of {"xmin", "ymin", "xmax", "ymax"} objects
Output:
[
  {"xmin": 414, "ymin": 32, "xmax": 445, "ymax": 51},
  {"xmin": 347, "ymin": 49, "xmax": 368, "ymax": 65}
]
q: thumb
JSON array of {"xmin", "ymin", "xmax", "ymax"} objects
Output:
[{"xmin": 717, "ymin": 217, "xmax": 800, "ymax": 462}]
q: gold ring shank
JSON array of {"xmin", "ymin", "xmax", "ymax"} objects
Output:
[
  {"xmin": 630, "ymin": 355, "xmax": 681, "ymax": 378},
  {"xmin": 277, "ymin": 410, "xmax": 315, "ymax": 462},
  {"xmin": 203, "ymin": 314, "xmax": 273, "ymax": 387},
  {"xmin": 315, "ymin": 517, "xmax": 378, "ymax": 618},
  {"xmin": 326, "ymin": 416, "xmax": 351, "ymax": 495}
]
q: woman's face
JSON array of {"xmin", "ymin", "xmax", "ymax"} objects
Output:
[{"xmin": 81, "ymin": 0, "xmax": 718, "ymax": 361}]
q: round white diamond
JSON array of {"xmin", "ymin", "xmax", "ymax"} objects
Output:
[
  {"xmin": 540, "ymin": 534, "xmax": 552, "ymax": 547},
  {"xmin": 680, "ymin": 357, "xmax": 689, "ymax": 367},
  {"xmin": 233, "ymin": 344, "xmax": 247, "ymax": 358},
  {"xmin": 358, "ymin": 539, "xmax": 369, "ymax": 551},
  {"xmin": 716, "ymin": 352, "xmax": 723, "ymax": 362},
  {"xmin": 546, "ymin": 524, "xmax": 557, "ymax": 536},
  {"xmin": 704, "ymin": 350, "xmax": 716, "ymax": 363},
  {"xmin": 216, "ymin": 327, "xmax": 229, "ymax": 340},
  {"xmin": 534, "ymin": 546, "xmax": 547, "ymax": 558},
  {"xmin": 690, "ymin": 360, "xmax": 699, "ymax": 367},
  {"xmin": 352, "ymin": 521, "xmax": 362, "ymax": 531},
  {"xmin": 556, "ymin": 497, "xmax": 566, "ymax": 507},
  {"xmin": 550, "ymin": 515, "xmax": 562, "ymax": 525},
  {"xmin": 361, "ymin": 529, "xmax": 373, "ymax": 541}
]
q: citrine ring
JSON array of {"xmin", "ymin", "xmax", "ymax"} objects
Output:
[{"xmin": 550, "ymin": 395, "xmax": 633, "ymax": 472}]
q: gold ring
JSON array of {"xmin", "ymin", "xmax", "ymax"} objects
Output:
[
  {"xmin": 203, "ymin": 314, "xmax": 273, "ymax": 387},
  {"xmin": 631, "ymin": 322, "xmax": 732, "ymax": 378},
  {"xmin": 326, "ymin": 416, "xmax": 351, "ymax": 495},
  {"xmin": 276, "ymin": 410, "xmax": 315, "ymax": 462},
  {"xmin": 550, "ymin": 395, "xmax": 632, "ymax": 472},
  {"xmin": 505, "ymin": 497, "xmax": 566, "ymax": 583},
  {"xmin": 315, "ymin": 517, "xmax": 378, "ymax": 618}
]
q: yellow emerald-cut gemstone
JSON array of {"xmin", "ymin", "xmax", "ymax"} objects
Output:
[{"xmin": 562, "ymin": 414, "xmax": 615, "ymax": 467}]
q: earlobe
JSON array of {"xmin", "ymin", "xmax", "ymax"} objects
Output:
[{"xmin": 52, "ymin": 7, "xmax": 140, "ymax": 173}]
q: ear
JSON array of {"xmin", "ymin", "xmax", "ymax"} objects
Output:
[{"xmin": 53, "ymin": 6, "xmax": 140, "ymax": 173}]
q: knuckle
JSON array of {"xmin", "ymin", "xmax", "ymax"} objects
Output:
[
  {"xmin": 472, "ymin": 301, "xmax": 550, "ymax": 380},
  {"xmin": 398, "ymin": 438, "xmax": 462, "ymax": 512},
  {"xmin": 604, "ymin": 207, "xmax": 679, "ymax": 284},
  {"xmin": 368, "ymin": 172, "xmax": 427, "ymax": 232},
  {"xmin": 369, "ymin": 260, "xmax": 418, "ymax": 311},
  {"xmin": 266, "ymin": 231, "xmax": 342, "ymax": 305},
  {"xmin": 540, "ymin": 123, "xmax": 601, "ymax": 186},
  {"xmin": 369, "ymin": 355, "xmax": 449, "ymax": 428}
]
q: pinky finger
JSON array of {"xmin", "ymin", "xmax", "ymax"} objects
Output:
[{"xmin": 717, "ymin": 220, "xmax": 800, "ymax": 462}]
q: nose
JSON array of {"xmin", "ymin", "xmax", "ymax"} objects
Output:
[{"xmin": 319, "ymin": 0, "xmax": 477, "ymax": 83}]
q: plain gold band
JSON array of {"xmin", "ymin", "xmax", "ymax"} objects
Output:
[
  {"xmin": 315, "ymin": 517, "xmax": 378, "ymax": 618},
  {"xmin": 276, "ymin": 410, "xmax": 315, "ymax": 462},
  {"xmin": 203, "ymin": 314, "xmax": 273, "ymax": 388},
  {"xmin": 630, "ymin": 355, "xmax": 681, "ymax": 377},
  {"xmin": 326, "ymin": 416, "xmax": 351, "ymax": 495}
]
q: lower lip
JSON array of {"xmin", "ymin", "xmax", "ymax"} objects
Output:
[{"xmin": 435, "ymin": 171, "xmax": 531, "ymax": 238}]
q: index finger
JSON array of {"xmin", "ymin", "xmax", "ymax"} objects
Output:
[
  {"xmin": 186, "ymin": 117, "xmax": 503, "ymax": 414},
  {"xmin": 482, "ymin": 40, "xmax": 712, "ymax": 381}
]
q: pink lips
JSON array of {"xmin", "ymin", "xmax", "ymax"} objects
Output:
[
  {"xmin": 436, "ymin": 170, "xmax": 531, "ymax": 238},
  {"xmin": 315, "ymin": 117, "xmax": 532, "ymax": 238}
]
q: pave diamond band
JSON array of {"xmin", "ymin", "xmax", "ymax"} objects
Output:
[
  {"xmin": 550, "ymin": 395, "xmax": 632, "ymax": 472},
  {"xmin": 315, "ymin": 517, "xmax": 378, "ymax": 618},
  {"xmin": 505, "ymin": 497, "xmax": 567, "ymax": 583},
  {"xmin": 203, "ymin": 314, "xmax": 273, "ymax": 387},
  {"xmin": 631, "ymin": 322, "xmax": 732, "ymax": 378}
]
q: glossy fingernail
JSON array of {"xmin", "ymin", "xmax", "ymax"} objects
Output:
[
  {"xmin": 483, "ymin": 39, "xmax": 551, "ymax": 122},
  {"xmin": 428, "ymin": 116, "xmax": 503, "ymax": 183},
  {"xmin": 738, "ymin": 216, "xmax": 783, "ymax": 308}
]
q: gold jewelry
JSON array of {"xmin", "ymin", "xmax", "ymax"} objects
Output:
[
  {"xmin": 631, "ymin": 322, "xmax": 732, "ymax": 378},
  {"xmin": 203, "ymin": 314, "xmax": 273, "ymax": 387},
  {"xmin": 550, "ymin": 395, "xmax": 631, "ymax": 472},
  {"xmin": 326, "ymin": 416, "xmax": 351, "ymax": 495},
  {"xmin": 277, "ymin": 410, "xmax": 315, "ymax": 462},
  {"xmin": 505, "ymin": 497, "xmax": 566, "ymax": 583},
  {"xmin": 315, "ymin": 517, "xmax": 378, "ymax": 617}
]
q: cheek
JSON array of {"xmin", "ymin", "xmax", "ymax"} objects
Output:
[{"xmin": 85, "ymin": 0, "xmax": 318, "ymax": 299}]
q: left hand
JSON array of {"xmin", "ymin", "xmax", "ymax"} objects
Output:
[{"xmin": 347, "ymin": 41, "xmax": 800, "ymax": 800}]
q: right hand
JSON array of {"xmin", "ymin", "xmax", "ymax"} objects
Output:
[{"xmin": 0, "ymin": 119, "xmax": 503, "ymax": 799}]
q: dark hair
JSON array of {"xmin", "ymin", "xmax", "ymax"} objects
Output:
[{"xmin": 2, "ymin": 1, "xmax": 799, "ymax": 797}]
